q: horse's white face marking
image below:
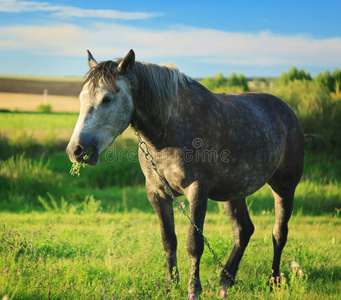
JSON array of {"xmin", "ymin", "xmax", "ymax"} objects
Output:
[{"xmin": 68, "ymin": 75, "xmax": 134, "ymax": 164}]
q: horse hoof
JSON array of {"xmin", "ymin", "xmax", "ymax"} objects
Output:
[{"xmin": 220, "ymin": 290, "xmax": 227, "ymax": 298}]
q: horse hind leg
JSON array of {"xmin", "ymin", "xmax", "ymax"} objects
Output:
[
  {"xmin": 268, "ymin": 185, "xmax": 294, "ymax": 283},
  {"xmin": 268, "ymin": 128, "xmax": 304, "ymax": 283},
  {"xmin": 220, "ymin": 199, "xmax": 255, "ymax": 289},
  {"xmin": 268, "ymin": 164, "xmax": 302, "ymax": 282}
]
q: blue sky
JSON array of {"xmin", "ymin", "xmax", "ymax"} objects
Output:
[{"xmin": 0, "ymin": 0, "xmax": 340, "ymax": 78}]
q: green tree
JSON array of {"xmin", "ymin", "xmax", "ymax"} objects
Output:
[
  {"xmin": 238, "ymin": 73, "xmax": 250, "ymax": 92},
  {"xmin": 278, "ymin": 67, "xmax": 312, "ymax": 86},
  {"xmin": 228, "ymin": 72, "xmax": 240, "ymax": 87},
  {"xmin": 201, "ymin": 72, "xmax": 249, "ymax": 93},
  {"xmin": 315, "ymin": 69, "xmax": 341, "ymax": 93}
]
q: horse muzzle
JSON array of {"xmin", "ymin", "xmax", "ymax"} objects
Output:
[{"xmin": 66, "ymin": 142, "xmax": 99, "ymax": 166}]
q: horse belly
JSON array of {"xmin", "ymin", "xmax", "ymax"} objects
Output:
[
  {"xmin": 208, "ymin": 177, "xmax": 268, "ymax": 201},
  {"xmin": 207, "ymin": 153, "xmax": 281, "ymax": 201}
]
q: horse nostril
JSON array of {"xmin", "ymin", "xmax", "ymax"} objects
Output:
[{"xmin": 74, "ymin": 145, "xmax": 83, "ymax": 157}]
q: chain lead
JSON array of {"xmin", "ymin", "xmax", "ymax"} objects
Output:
[{"xmin": 133, "ymin": 128, "xmax": 241, "ymax": 287}]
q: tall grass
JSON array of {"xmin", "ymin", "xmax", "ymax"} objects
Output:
[
  {"xmin": 0, "ymin": 126, "xmax": 339, "ymax": 214},
  {"xmin": 271, "ymin": 79, "xmax": 341, "ymax": 152}
]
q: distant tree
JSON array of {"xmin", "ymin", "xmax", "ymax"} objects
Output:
[
  {"xmin": 228, "ymin": 72, "xmax": 240, "ymax": 87},
  {"xmin": 201, "ymin": 77, "xmax": 216, "ymax": 91},
  {"xmin": 200, "ymin": 72, "xmax": 249, "ymax": 93},
  {"xmin": 238, "ymin": 73, "xmax": 250, "ymax": 92},
  {"xmin": 332, "ymin": 69, "xmax": 341, "ymax": 82},
  {"xmin": 278, "ymin": 67, "xmax": 312, "ymax": 86},
  {"xmin": 214, "ymin": 72, "xmax": 227, "ymax": 87},
  {"xmin": 315, "ymin": 69, "xmax": 341, "ymax": 93}
]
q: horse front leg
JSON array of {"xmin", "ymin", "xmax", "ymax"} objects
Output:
[
  {"xmin": 146, "ymin": 181, "xmax": 179, "ymax": 291},
  {"xmin": 184, "ymin": 181, "xmax": 208, "ymax": 298}
]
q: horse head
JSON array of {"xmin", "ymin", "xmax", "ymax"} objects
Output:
[{"xmin": 66, "ymin": 49, "xmax": 136, "ymax": 165}]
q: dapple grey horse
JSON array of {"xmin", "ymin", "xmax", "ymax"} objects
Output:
[{"xmin": 66, "ymin": 49, "xmax": 304, "ymax": 298}]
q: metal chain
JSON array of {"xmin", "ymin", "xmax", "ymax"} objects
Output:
[{"xmin": 133, "ymin": 128, "xmax": 242, "ymax": 288}]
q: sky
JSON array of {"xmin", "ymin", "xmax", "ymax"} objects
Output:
[{"xmin": 0, "ymin": 0, "xmax": 340, "ymax": 78}]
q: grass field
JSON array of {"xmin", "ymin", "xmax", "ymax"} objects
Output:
[
  {"xmin": 1, "ymin": 212, "xmax": 340, "ymax": 299},
  {"xmin": 0, "ymin": 110, "xmax": 340, "ymax": 299},
  {"xmin": 1, "ymin": 69, "xmax": 341, "ymax": 300}
]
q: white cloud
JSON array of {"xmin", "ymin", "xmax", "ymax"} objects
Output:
[
  {"xmin": 0, "ymin": 21, "xmax": 340, "ymax": 70},
  {"xmin": 0, "ymin": 0, "xmax": 158, "ymax": 19}
]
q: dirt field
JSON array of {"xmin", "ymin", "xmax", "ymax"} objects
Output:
[
  {"xmin": 0, "ymin": 77, "xmax": 82, "ymax": 96},
  {"xmin": 0, "ymin": 77, "xmax": 82, "ymax": 113},
  {"xmin": 0, "ymin": 92, "xmax": 80, "ymax": 113}
]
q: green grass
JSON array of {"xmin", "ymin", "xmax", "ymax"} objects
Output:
[
  {"xmin": 0, "ymin": 111, "xmax": 340, "ymax": 299},
  {"xmin": 1, "ymin": 212, "xmax": 340, "ymax": 299},
  {"xmin": 0, "ymin": 112, "xmax": 79, "ymax": 131}
]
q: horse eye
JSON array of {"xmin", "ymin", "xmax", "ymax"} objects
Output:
[{"xmin": 102, "ymin": 96, "xmax": 112, "ymax": 104}]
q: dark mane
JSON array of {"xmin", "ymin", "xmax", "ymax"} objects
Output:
[{"xmin": 84, "ymin": 60, "xmax": 119, "ymax": 95}]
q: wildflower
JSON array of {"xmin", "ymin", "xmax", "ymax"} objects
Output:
[
  {"xmin": 181, "ymin": 202, "xmax": 185, "ymax": 206},
  {"xmin": 4, "ymin": 269, "xmax": 9, "ymax": 273},
  {"xmin": 67, "ymin": 287, "xmax": 71, "ymax": 290},
  {"xmin": 188, "ymin": 294, "xmax": 195, "ymax": 300},
  {"xmin": 220, "ymin": 290, "xmax": 227, "ymax": 298},
  {"xmin": 129, "ymin": 290, "xmax": 132, "ymax": 293},
  {"xmin": 291, "ymin": 260, "xmax": 300, "ymax": 272},
  {"xmin": 10, "ymin": 247, "xmax": 14, "ymax": 250},
  {"xmin": 298, "ymin": 269, "xmax": 304, "ymax": 277}
]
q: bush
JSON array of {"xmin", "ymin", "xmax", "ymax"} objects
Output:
[
  {"xmin": 36, "ymin": 104, "xmax": 52, "ymax": 113},
  {"xmin": 201, "ymin": 72, "xmax": 250, "ymax": 93},
  {"xmin": 271, "ymin": 79, "xmax": 341, "ymax": 153}
]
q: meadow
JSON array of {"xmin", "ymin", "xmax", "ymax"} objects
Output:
[{"xmin": 0, "ymin": 72, "xmax": 341, "ymax": 299}]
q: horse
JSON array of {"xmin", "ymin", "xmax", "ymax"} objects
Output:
[{"xmin": 66, "ymin": 49, "xmax": 304, "ymax": 298}]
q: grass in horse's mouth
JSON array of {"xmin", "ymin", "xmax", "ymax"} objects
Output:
[{"xmin": 69, "ymin": 147, "xmax": 94, "ymax": 177}]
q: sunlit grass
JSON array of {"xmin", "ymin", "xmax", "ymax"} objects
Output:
[
  {"xmin": 1, "ymin": 211, "xmax": 340, "ymax": 299},
  {"xmin": 0, "ymin": 110, "xmax": 340, "ymax": 299}
]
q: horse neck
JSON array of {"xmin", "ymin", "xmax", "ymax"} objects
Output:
[
  {"xmin": 131, "ymin": 79, "xmax": 220, "ymax": 149},
  {"xmin": 130, "ymin": 95, "xmax": 170, "ymax": 149},
  {"xmin": 130, "ymin": 65, "xmax": 189, "ymax": 148}
]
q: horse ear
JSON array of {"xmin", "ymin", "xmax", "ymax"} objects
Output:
[
  {"xmin": 87, "ymin": 50, "xmax": 98, "ymax": 69},
  {"xmin": 117, "ymin": 49, "xmax": 135, "ymax": 75}
]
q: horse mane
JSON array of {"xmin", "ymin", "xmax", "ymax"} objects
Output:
[
  {"xmin": 131, "ymin": 61, "xmax": 189, "ymax": 125},
  {"xmin": 84, "ymin": 60, "xmax": 119, "ymax": 95},
  {"xmin": 84, "ymin": 59, "xmax": 190, "ymax": 126}
]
